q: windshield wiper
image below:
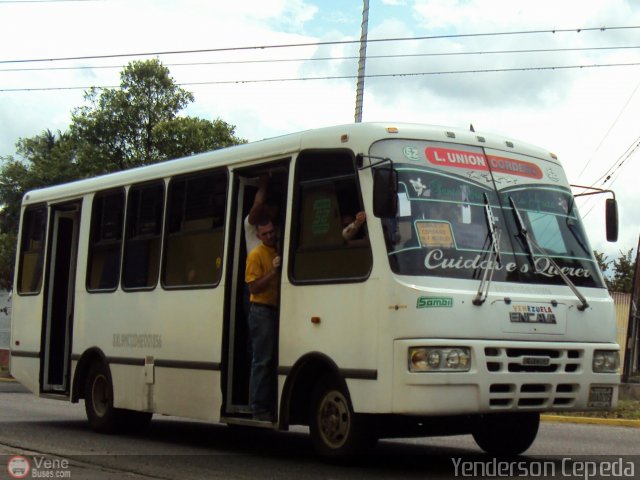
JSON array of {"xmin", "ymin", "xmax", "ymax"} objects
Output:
[
  {"xmin": 508, "ymin": 196, "xmax": 589, "ymax": 311},
  {"xmin": 473, "ymin": 194, "xmax": 501, "ymax": 306},
  {"xmin": 484, "ymin": 193, "xmax": 501, "ymax": 268},
  {"xmin": 508, "ymin": 197, "xmax": 535, "ymax": 266}
]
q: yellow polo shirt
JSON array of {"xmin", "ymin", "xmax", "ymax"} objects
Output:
[{"xmin": 245, "ymin": 243, "xmax": 280, "ymax": 307}]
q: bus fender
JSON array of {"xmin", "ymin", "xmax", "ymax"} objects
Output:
[
  {"xmin": 279, "ymin": 352, "xmax": 348, "ymax": 428},
  {"xmin": 71, "ymin": 347, "xmax": 109, "ymax": 403}
]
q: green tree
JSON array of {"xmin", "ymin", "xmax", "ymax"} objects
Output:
[
  {"xmin": 0, "ymin": 59, "xmax": 245, "ymax": 288},
  {"xmin": 594, "ymin": 250, "xmax": 611, "ymax": 278},
  {"xmin": 0, "ymin": 130, "xmax": 77, "ymax": 235},
  {"xmin": 153, "ymin": 116, "xmax": 245, "ymax": 160},
  {"xmin": 73, "ymin": 59, "xmax": 187, "ymax": 173},
  {"xmin": 0, "ymin": 129, "xmax": 77, "ymax": 288},
  {"xmin": 609, "ymin": 248, "xmax": 636, "ymax": 293},
  {"xmin": 0, "ymin": 232, "xmax": 16, "ymax": 290},
  {"xmin": 594, "ymin": 249, "xmax": 636, "ymax": 293}
]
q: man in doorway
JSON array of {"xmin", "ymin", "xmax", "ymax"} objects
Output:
[
  {"xmin": 243, "ymin": 174, "xmax": 280, "ymax": 318},
  {"xmin": 245, "ymin": 218, "xmax": 281, "ymax": 421}
]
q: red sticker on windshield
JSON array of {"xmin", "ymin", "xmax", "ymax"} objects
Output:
[{"xmin": 425, "ymin": 147, "xmax": 543, "ymax": 179}]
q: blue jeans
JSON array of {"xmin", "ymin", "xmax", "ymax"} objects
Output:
[{"xmin": 248, "ymin": 304, "xmax": 278, "ymax": 414}]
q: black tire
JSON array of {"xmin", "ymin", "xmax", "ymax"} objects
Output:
[
  {"xmin": 309, "ymin": 375, "xmax": 376, "ymax": 458},
  {"xmin": 472, "ymin": 412, "xmax": 540, "ymax": 456},
  {"xmin": 84, "ymin": 362, "xmax": 152, "ymax": 434},
  {"xmin": 84, "ymin": 362, "xmax": 120, "ymax": 433}
]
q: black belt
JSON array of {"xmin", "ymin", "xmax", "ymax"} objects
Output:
[{"xmin": 251, "ymin": 302, "xmax": 278, "ymax": 310}]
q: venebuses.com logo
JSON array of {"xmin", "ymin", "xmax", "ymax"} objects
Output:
[
  {"xmin": 6, "ymin": 456, "xmax": 30, "ymax": 479},
  {"xmin": 6, "ymin": 454, "xmax": 71, "ymax": 478}
]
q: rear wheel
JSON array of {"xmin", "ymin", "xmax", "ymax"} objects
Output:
[
  {"xmin": 84, "ymin": 362, "xmax": 151, "ymax": 433},
  {"xmin": 309, "ymin": 376, "xmax": 375, "ymax": 458},
  {"xmin": 472, "ymin": 412, "xmax": 540, "ymax": 456},
  {"xmin": 85, "ymin": 362, "xmax": 119, "ymax": 433}
]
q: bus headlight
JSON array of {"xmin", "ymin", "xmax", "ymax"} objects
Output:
[
  {"xmin": 592, "ymin": 350, "xmax": 620, "ymax": 373},
  {"xmin": 409, "ymin": 347, "xmax": 471, "ymax": 372}
]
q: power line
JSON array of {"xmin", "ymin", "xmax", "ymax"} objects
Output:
[
  {"xmin": 2, "ymin": 25, "xmax": 639, "ymax": 65},
  {"xmin": 3, "ymin": 60, "xmax": 639, "ymax": 92},
  {"xmin": 589, "ymin": 134, "xmax": 640, "ymax": 188},
  {"xmin": 579, "ymin": 135, "xmax": 640, "ymax": 219},
  {"xmin": 578, "ymin": 78, "xmax": 640, "ymax": 180},
  {"xmin": 2, "ymin": 45, "xmax": 639, "ymax": 73}
]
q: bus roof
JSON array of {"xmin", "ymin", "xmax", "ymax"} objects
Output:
[{"xmin": 22, "ymin": 122, "xmax": 559, "ymax": 206}]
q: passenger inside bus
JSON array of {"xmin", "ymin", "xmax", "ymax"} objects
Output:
[
  {"xmin": 243, "ymin": 174, "xmax": 280, "ymax": 319},
  {"xmin": 244, "ymin": 175, "xmax": 280, "ymax": 253},
  {"xmin": 245, "ymin": 218, "xmax": 281, "ymax": 422},
  {"xmin": 341, "ymin": 211, "xmax": 367, "ymax": 246}
]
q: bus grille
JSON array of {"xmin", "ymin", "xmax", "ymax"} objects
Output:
[
  {"xmin": 487, "ymin": 382, "xmax": 579, "ymax": 408},
  {"xmin": 484, "ymin": 347, "xmax": 582, "ymax": 373},
  {"xmin": 483, "ymin": 347, "xmax": 583, "ymax": 409}
]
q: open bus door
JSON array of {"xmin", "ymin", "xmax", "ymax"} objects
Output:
[
  {"xmin": 41, "ymin": 201, "xmax": 81, "ymax": 394},
  {"xmin": 222, "ymin": 162, "xmax": 288, "ymax": 421}
]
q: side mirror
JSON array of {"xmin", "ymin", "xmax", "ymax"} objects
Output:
[
  {"xmin": 373, "ymin": 167, "xmax": 398, "ymax": 218},
  {"xmin": 605, "ymin": 198, "xmax": 618, "ymax": 242}
]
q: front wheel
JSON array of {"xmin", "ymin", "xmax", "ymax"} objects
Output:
[
  {"xmin": 472, "ymin": 412, "xmax": 540, "ymax": 456},
  {"xmin": 309, "ymin": 376, "xmax": 375, "ymax": 458}
]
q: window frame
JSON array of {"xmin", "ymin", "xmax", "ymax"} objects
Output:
[
  {"xmin": 121, "ymin": 180, "xmax": 165, "ymax": 291},
  {"xmin": 161, "ymin": 168, "xmax": 228, "ymax": 290},
  {"xmin": 16, "ymin": 203, "xmax": 48, "ymax": 296},
  {"xmin": 86, "ymin": 188, "xmax": 126, "ymax": 293},
  {"xmin": 289, "ymin": 149, "xmax": 372, "ymax": 285}
]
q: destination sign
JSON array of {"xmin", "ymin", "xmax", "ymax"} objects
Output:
[{"xmin": 425, "ymin": 147, "xmax": 543, "ymax": 179}]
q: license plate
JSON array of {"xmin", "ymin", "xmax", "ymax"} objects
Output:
[{"xmin": 588, "ymin": 386, "xmax": 613, "ymax": 408}]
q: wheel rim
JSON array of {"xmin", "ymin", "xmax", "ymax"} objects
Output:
[
  {"xmin": 91, "ymin": 373, "xmax": 111, "ymax": 418},
  {"xmin": 317, "ymin": 390, "xmax": 351, "ymax": 449}
]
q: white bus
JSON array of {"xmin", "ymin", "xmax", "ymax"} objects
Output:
[{"xmin": 10, "ymin": 123, "xmax": 620, "ymax": 457}]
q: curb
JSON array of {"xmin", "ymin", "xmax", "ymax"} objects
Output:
[{"xmin": 541, "ymin": 414, "xmax": 640, "ymax": 428}]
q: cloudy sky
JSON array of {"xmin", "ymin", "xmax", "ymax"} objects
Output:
[{"xmin": 1, "ymin": 0, "xmax": 640, "ymax": 261}]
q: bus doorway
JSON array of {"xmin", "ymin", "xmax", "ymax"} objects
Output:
[
  {"xmin": 222, "ymin": 162, "xmax": 288, "ymax": 421},
  {"xmin": 42, "ymin": 202, "xmax": 81, "ymax": 394}
]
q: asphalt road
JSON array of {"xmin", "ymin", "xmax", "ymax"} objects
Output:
[{"xmin": 1, "ymin": 381, "xmax": 639, "ymax": 479}]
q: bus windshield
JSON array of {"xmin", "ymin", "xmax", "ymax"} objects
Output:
[{"xmin": 373, "ymin": 142, "xmax": 603, "ymax": 289}]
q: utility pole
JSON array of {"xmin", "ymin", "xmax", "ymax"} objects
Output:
[{"xmin": 354, "ymin": 0, "xmax": 369, "ymax": 123}]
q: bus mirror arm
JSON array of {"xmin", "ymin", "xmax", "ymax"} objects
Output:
[
  {"xmin": 571, "ymin": 185, "xmax": 618, "ymax": 242},
  {"xmin": 356, "ymin": 153, "xmax": 393, "ymax": 171}
]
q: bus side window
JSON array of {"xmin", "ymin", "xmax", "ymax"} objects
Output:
[
  {"xmin": 17, "ymin": 205, "xmax": 47, "ymax": 295},
  {"xmin": 87, "ymin": 189, "xmax": 125, "ymax": 292},
  {"xmin": 291, "ymin": 150, "xmax": 372, "ymax": 282},
  {"xmin": 162, "ymin": 169, "xmax": 227, "ymax": 288},
  {"xmin": 122, "ymin": 181, "xmax": 164, "ymax": 290}
]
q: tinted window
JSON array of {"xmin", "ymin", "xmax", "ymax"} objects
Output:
[
  {"xmin": 87, "ymin": 189, "xmax": 125, "ymax": 291},
  {"xmin": 122, "ymin": 181, "xmax": 164, "ymax": 289},
  {"xmin": 291, "ymin": 150, "xmax": 372, "ymax": 282},
  {"xmin": 17, "ymin": 205, "xmax": 47, "ymax": 294},
  {"xmin": 163, "ymin": 170, "xmax": 227, "ymax": 288}
]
